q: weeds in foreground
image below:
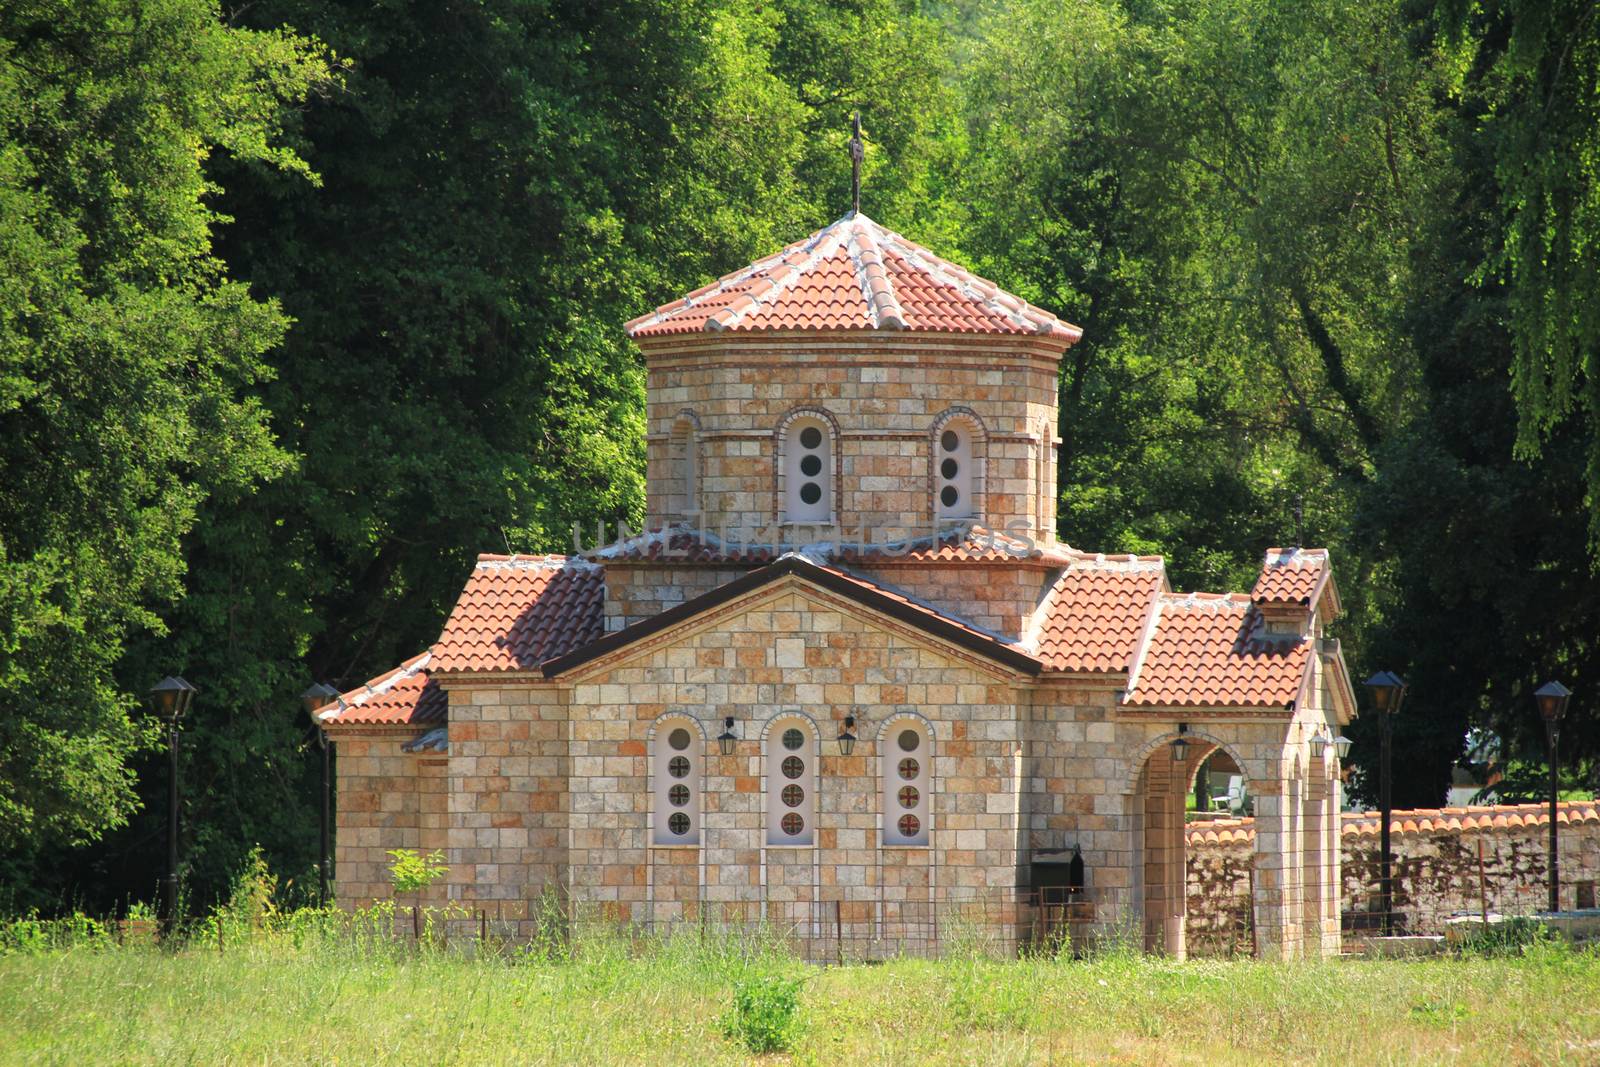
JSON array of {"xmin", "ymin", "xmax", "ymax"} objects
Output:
[{"xmin": 719, "ymin": 973, "xmax": 805, "ymax": 1053}]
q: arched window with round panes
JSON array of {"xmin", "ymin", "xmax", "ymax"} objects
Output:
[
  {"xmin": 653, "ymin": 716, "xmax": 701, "ymax": 845},
  {"xmin": 766, "ymin": 715, "xmax": 815, "ymax": 846},
  {"xmin": 783, "ymin": 416, "xmax": 832, "ymax": 523},
  {"xmin": 933, "ymin": 416, "xmax": 977, "ymax": 521},
  {"xmin": 882, "ymin": 721, "xmax": 931, "ymax": 846}
]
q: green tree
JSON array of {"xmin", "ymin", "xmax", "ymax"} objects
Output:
[{"xmin": 0, "ymin": 0, "xmax": 330, "ymax": 875}]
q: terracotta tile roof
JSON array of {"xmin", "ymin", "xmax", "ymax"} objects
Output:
[
  {"xmin": 1186, "ymin": 801, "xmax": 1600, "ymax": 846},
  {"xmin": 1032, "ymin": 557, "xmax": 1166, "ymax": 673},
  {"xmin": 1123, "ymin": 593, "xmax": 1310, "ymax": 708},
  {"xmin": 626, "ymin": 213, "xmax": 1081, "ymax": 341},
  {"xmin": 1251, "ymin": 547, "xmax": 1329, "ymax": 607},
  {"xmin": 590, "ymin": 524, "xmax": 1075, "ymax": 567},
  {"xmin": 431, "ymin": 555, "xmax": 606, "ymax": 673},
  {"xmin": 315, "ymin": 651, "xmax": 445, "ymax": 726}
]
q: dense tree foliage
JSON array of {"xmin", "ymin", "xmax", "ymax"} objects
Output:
[
  {"xmin": 0, "ymin": 0, "xmax": 330, "ymax": 884},
  {"xmin": 5, "ymin": 0, "xmax": 1600, "ymax": 906}
]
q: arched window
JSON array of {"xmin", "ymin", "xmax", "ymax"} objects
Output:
[
  {"xmin": 783, "ymin": 416, "xmax": 832, "ymax": 522},
  {"xmin": 1036, "ymin": 418, "xmax": 1053, "ymax": 540},
  {"xmin": 653, "ymin": 717, "xmax": 701, "ymax": 845},
  {"xmin": 766, "ymin": 715, "xmax": 815, "ymax": 846},
  {"xmin": 932, "ymin": 414, "xmax": 980, "ymax": 521},
  {"xmin": 669, "ymin": 413, "xmax": 700, "ymax": 519},
  {"xmin": 882, "ymin": 720, "xmax": 931, "ymax": 846}
]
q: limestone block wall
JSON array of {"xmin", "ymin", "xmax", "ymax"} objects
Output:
[
  {"xmin": 603, "ymin": 563, "xmax": 752, "ymax": 632},
  {"xmin": 441, "ymin": 683, "xmax": 571, "ymax": 936},
  {"xmin": 637, "ymin": 334, "xmax": 1061, "ymax": 537},
  {"xmin": 854, "ymin": 560, "xmax": 1057, "ymax": 639},
  {"xmin": 328, "ymin": 729, "xmax": 449, "ymax": 907},
  {"xmin": 561, "ymin": 579, "xmax": 1031, "ymax": 954}
]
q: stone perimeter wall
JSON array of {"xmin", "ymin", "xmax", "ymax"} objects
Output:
[{"xmin": 1187, "ymin": 806, "xmax": 1600, "ymax": 950}]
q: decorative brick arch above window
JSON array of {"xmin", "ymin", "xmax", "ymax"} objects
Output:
[
  {"xmin": 775, "ymin": 406, "xmax": 842, "ymax": 524},
  {"xmin": 930, "ymin": 408, "xmax": 988, "ymax": 523}
]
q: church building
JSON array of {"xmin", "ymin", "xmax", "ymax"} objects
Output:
[{"xmin": 316, "ymin": 207, "xmax": 1357, "ymax": 960}]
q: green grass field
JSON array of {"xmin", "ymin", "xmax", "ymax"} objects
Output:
[{"xmin": 6, "ymin": 929, "xmax": 1600, "ymax": 1066}]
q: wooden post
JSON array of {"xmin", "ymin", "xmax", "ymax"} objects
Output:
[
  {"xmin": 412, "ymin": 904, "xmax": 420, "ymax": 943},
  {"xmin": 480, "ymin": 908, "xmax": 488, "ymax": 946},
  {"xmin": 835, "ymin": 899, "xmax": 843, "ymax": 965}
]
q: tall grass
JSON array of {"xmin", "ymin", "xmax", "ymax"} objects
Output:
[{"xmin": 6, "ymin": 859, "xmax": 1600, "ymax": 1065}]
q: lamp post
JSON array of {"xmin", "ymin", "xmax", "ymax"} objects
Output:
[
  {"xmin": 301, "ymin": 682, "xmax": 339, "ymax": 909},
  {"xmin": 1535, "ymin": 681, "xmax": 1572, "ymax": 913},
  {"xmin": 1363, "ymin": 671, "xmax": 1406, "ymax": 936},
  {"xmin": 148, "ymin": 676, "xmax": 197, "ymax": 937}
]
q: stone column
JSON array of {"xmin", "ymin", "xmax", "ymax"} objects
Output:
[
  {"xmin": 1251, "ymin": 775, "xmax": 1305, "ymax": 959},
  {"xmin": 1301, "ymin": 772, "xmax": 1328, "ymax": 956},
  {"xmin": 1140, "ymin": 747, "xmax": 1188, "ymax": 959}
]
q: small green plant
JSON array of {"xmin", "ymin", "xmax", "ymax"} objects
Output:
[
  {"xmin": 386, "ymin": 848, "xmax": 449, "ymax": 894},
  {"xmin": 1455, "ymin": 915, "xmax": 1552, "ymax": 957},
  {"xmin": 720, "ymin": 973, "xmax": 804, "ymax": 1054}
]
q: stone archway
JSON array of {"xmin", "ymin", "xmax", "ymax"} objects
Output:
[{"xmin": 1133, "ymin": 733, "xmax": 1251, "ymax": 960}]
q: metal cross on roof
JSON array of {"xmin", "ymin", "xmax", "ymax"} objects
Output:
[{"xmin": 848, "ymin": 111, "xmax": 864, "ymax": 215}]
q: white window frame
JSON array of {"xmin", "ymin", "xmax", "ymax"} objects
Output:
[
  {"xmin": 652, "ymin": 714, "xmax": 702, "ymax": 846},
  {"xmin": 932, "ymin": 412, "xmax": 982, "ymax": 522},
  {"xmin": 882, "ymin": 719, "xmax": 931, "ymax": 846},
  {"xmin": 765, "ymin": 714, "xmax": 817, "ymax": 846},
  {"xmin": 782, "ymin": 416, "xmax": 832, "ymax": 523}
]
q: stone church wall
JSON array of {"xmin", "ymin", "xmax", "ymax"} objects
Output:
[{"xmin": 327, "ymin": 729, "xmax": 449, "ymax": 908}]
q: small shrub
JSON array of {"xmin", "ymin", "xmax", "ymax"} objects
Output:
[
  {"xmin": 720, "ymin": 974, "xmax": 804, "ymax": 1054},
  {"xmin": 387, "ymin": 849, "xmax": 448, "ymax": 894},
  {"xmin": 1455, "ymin": 915, "xmax": 1551, "ymax": 958}
]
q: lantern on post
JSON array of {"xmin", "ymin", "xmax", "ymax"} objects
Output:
[
  {"xmin": 300, "ymin": 681, "xmax": 339, "ymax": 909},
  {"xmin": 1363, "ymin": 671, "xmax": 1406, "ymax": 936},
  {"xmin": 1535, "ymin": 681, "xmax": 1572, "ymax": 913},
  {"xmin": 148, "ymin": 676, "xmax": 197, "ymax": 937}
]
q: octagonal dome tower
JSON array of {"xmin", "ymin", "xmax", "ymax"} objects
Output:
[{"xmin": 626, "ymin": 212, "xmax": 1081, "ymax": 544}]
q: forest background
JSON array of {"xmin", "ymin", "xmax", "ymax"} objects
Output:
[{"xmin": 3, "ymin": 0, "xmax": 1598, "ymax": 911}]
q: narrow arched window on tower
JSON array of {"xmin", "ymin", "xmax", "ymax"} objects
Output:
[
  {"xmin": 934, "ymin": 420, "xmax": 975, "ymax": 520},
  {"xmin": 669, "ymin": 416, "xmax": 699, "ymax": 519},
  {"xmin": 882, "ymin": 722, "xmax": 931, "ymax": 846},
  {"xmin": 653, "ymin": 718, "xmax": 701, "ymax": 845},
  {"xmin": 784, "ymin": 417, "xmax": 831, "ymax": 522}
]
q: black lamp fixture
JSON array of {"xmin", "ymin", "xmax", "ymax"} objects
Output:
[
  {"xmin": 1332, "ymin": 734, "xmax": 1354, "ymax": 760},
  {"xmin": 300, "ymin": 681, "xmax": 340, "ymax": 909},
  {"xmin": 1536, "ymin": 680, "xmax": 1573, "ymax": 913},
  {"xmin": 1363, "ymin": 670, "xmax": 1406, "ymax": 936},
  {"xmin": 148, "ymin": 676, "xmax": 197, "ymax": 937},
  {"xmin": 1308, "ymin": 728, "xmax": 1330, "ymax": 759},
  {"xmin": 838, "ymin": 715, "xmax": 857, "ymax": 756},
  {"xmin": 1170, "ymin": 723, "xmax": 1190, "ymax": 760},
  {"xmin": 149, "ymin": 675, "xmax": 198, "ymax": 723},
  {"xmin": 717, "ymin": 716, "xmax": 738, "ymax": 756}
]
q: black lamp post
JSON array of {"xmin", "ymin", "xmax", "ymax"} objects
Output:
[
  {"xmin": 1535, "ymin": 681, "xmax": 1572, "ymax": 913},
  {"xmin": 838, "ymin": 715, "xmax": 857, "ymax": 756},
  {"xmin": 148, "ymin": 676, "xmax": 197, "ymax": 937},
  {"xmin": 1363, "ymin": 671, "xmax": 1406, "ymax": 936},
  {"xmin": 301, "ymin": 681, "xmax": 339, "ymax": 908}
]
